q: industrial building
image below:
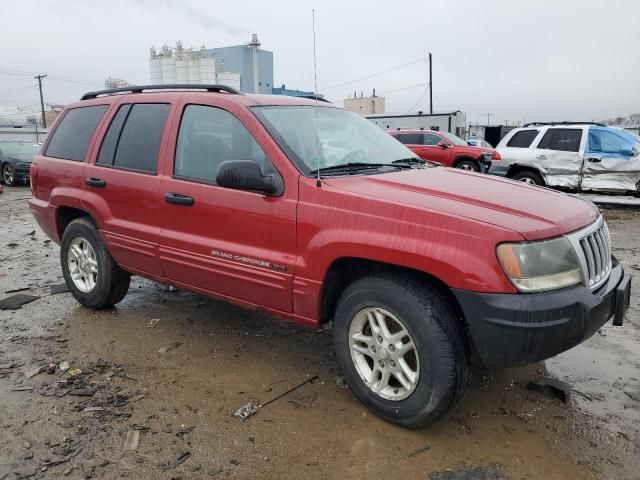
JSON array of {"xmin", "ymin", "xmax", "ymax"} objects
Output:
[
  {"xmin": 344, "ymin": 90, "xmax": 386, "ymax": 115},
  {"xmin": 367, "ymin": 111, "xmax": 467, "ymax": 137},
  {"xmin": 104, "ymin": 77, "xmax": 130, "ymax": 89},
  {"xmin": 149, "ymin": 35, "xmax": 320, "ymax": 98}
]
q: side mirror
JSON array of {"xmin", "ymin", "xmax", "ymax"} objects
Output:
[
  {"xmin": 437, "ymin": 140, "xmax": 449, "ymax": 148},
  {"xmin": 619, "ymin": 146, "xmax": 634, "ymax": 157},
  {"xmin": 216, "ymin": 160, "xmax": 283, "ymax": 196}
]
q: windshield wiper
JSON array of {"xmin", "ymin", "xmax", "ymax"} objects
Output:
[
  {"xmin": 309, "ymin": 162, "xmax": 411, "ymax": 176},
  {"xmin": 393, "ymin": 157, "xmax": 438, "ymax": 167}
]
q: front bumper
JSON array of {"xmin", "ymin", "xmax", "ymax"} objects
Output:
[
  {"xmin": 452, "ymin": 259, "xmax": 630, "ymax": 369},
  {"xmin": 15, "ymin": 167, "xmax": 30, "ymax": 184}
]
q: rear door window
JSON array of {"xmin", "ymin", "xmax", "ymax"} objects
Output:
[
  {"xmin": 423, "ymin": 133, "xmax": 442, "ymax": 145},
  {"xmin": 506, "ymin": 130, "xmax": 539, "ymax": 148},
  {"xmin": 537, "ymin": 128, "xmax": 582, "ymax": 152},
  {"xmin": 96, "ymin": 103, "xmax": 170, "ymax": 173},
  {"xmin": 396, "ymin": 133, "xmax": 423, "ymax": 145},
  {"xmin": 44, "ymin": 105, "xmax": 108, "ymax": 161}
]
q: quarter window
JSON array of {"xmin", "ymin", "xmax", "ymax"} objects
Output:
[
  {"xmin": 45, "ymin": 105, "xmax": 108, "ymax": 161},
  {"xmin": 506, "ymin": 130, "xmax": 539, "ymax": 148},
  {"xmin": 174, "ymin": 105, "xmax": 268, "ymax": 183},
  {"xmin": 537, "ymin": 128, "xmax": 582, "ymax": 152}
]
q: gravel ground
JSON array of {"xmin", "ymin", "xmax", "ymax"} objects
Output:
[{"xmin": 0, "ymin": 185, "xmax": 638, "ymax": 479}]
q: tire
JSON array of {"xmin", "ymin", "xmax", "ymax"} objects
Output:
[
  {"xmin": 454, "ymin": 159, "xmax": 480, "ymax": 172},
  {"xmin": 2, "ymin": 163, "xmax": 16, "ymax": 186},
  {"xmin": 512, "ymin": 170, "xmax": 544, "ymax": 186},
  {"xmin": 60, "ymin": 217, "xmax": 130, "ymax": 309},
  {"xmin": 333, "ymin": 273, "xmax": 469, "ymax": 428}
]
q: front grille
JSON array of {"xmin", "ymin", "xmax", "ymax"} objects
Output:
[{"xmin": 578, "ymin": 222, "xmax": 612, "ymax": 289}]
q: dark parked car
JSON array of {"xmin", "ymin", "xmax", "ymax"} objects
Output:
[{"xmin": 0, "ymin": 140, "xmax": 40, "ymax": 186}]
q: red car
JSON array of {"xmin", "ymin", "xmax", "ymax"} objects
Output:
[
  {"xmin": 388, "ymin": 129, "xmax": 500, "ymax": 172},
  {"xmin": 29, "ymin": 85, "xmax": 629, "ymax": 427}
]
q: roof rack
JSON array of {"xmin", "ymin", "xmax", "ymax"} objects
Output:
[
  {"xmin": 80, "ymin": 84, "xmax": 243, "ymax": 101},
  {"xmin": 522, "ymin": 121, "xmax": 606, "ymax": 127},
  {"xmin": 294, "ymin": 94, "xmax": 331, "ymax": 103}
]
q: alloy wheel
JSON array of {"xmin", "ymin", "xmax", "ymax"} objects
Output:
[
  {"xmin": 3, "ymin": 165, "xmax": 14, "ymax": 185},
  {"xmin": 349, "ymin": 307, "xmax": 420, "ymax": 401},
  {"xmin": 67, "ymin": 236, "xmax": 99, "ymax": 293}
]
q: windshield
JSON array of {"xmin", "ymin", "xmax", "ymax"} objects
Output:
[
  {"xmin": 253, "ymin": 106, "xmax": 417, "ymax": 174},
  {"xmin": 0, "ymin": 142, "xmax": 40, "ymax": 156},
  {"xmin": 441, "ymin": 132, "xmax": 468, "ymax": 146}
]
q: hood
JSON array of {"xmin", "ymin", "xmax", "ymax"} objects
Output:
[
  {"xmin": 323, "ymin": 167, "xmax": 599, "ymax": 240},
  {"xmin": 0, "ymin": 153, "xmax": 34, "ymax": 163},
  {"xmin": 452, "ymin": 145, "xmax": 493, "ymax": 155}
]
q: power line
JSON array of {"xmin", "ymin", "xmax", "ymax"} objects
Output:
[
  {"xmin": 0, "ymin": 69, "xmax": 100, "ymax": 87},
  {"xmin": 321, "ymin": 57, "xmax": 427, "ymax": 92},
  {"xmin": 377, "ymin": 83, "xmax": 428, "ymax": 96},
  {"xmin": 409, "ymin": 87, "xmax": 429, "ymax": 113}
]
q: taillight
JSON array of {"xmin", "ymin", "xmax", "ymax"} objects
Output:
[
  {"xmin": 491, "ymin": 150, "xmax": 501, "ymax": 161},
  {"xmin": 29, "ymin": 163, "xmax": 38, "ymax": 196}
]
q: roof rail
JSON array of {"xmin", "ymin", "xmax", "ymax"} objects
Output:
[
  {"xmin": 522, "ymin": 121, "xmax": 606, "ymax": 127},
  {"xmin": 80, "ymin": 84, "xmax": 243, "ymax": 101}
]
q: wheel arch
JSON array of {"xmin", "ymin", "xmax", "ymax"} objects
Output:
[
  {"xmin": 506, "ymin": 164, "xmax": 545, "ymax": 181},
  {"xmin": 452, "ymin": 156, "xmax": 480, "ymax": 169},
  {"xmin": 319, "ymin": 257, "xmax": 477, "ymax": 359},
  {"xmin": 56, "ymin": 206, "xmax": 96, "ymax": 240}
]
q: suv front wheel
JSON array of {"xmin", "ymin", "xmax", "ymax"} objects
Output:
[
  {"xmin": 60, "ymin": 218, "xmax": 131, "ymax": 309},
  {"xmin": 333, "ymin": 273, "xmax": 469, "ymax": 428}
]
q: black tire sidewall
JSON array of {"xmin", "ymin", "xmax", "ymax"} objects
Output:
[
  {"xmin": 60, "ymin": 219, "xmax": 117, "ymax": 309},
  {"xmin": 513, "ymin": 171, "xmax": 543, "ymax": 185},
  {"xmin": 3, "ymin": 163, "xmax": 15, "ymax": 186},
  {"xmin": 334, "ymin": 276, "xmax": 462, "ymax": 427}
]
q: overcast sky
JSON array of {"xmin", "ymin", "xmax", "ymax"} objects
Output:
[{"xmin": 1, "ymin": 0, "xmax": 639, "ymax": 125}]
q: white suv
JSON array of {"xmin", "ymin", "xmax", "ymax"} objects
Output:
[{"xmin": 492, "ymin": 122, "xmax": 640, "ymax": 193}]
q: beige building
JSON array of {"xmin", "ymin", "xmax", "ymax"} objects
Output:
[{"xmin": 343, "ymin": 91, "xmax": 385, "ymax": 115}]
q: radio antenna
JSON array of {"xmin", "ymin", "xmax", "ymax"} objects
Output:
[{"xmin": 312, "ymin": 8, "xmax": 321, "ymax": 187}]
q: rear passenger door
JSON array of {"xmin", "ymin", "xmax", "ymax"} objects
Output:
[
  {"xmin": 83, "ymin": 101, "xmax": 174, "ymax": 276},
  {"xmin": 532, "ymin": 128, "xmax": 584, "ymax": 188},
  {"xmin": 158, "ymin": 102, "xmax": 297, "ymax": 313}
]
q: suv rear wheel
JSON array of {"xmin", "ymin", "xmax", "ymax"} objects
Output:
[
  {"xmin": 333, "ymin": 273, "xmax": 469, "ymax": 428},
  {"xmin": 60, "ymin": 218, "xmax": 130, "ymax": 309},
  {"xmin": 512, "ymin": 170, "xmax": 544, "ymax": 186}
]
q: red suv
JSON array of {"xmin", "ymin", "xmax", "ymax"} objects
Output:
[
  {"xmin": 29, "ymin": 85, "xmax": 630, "ymax": 428},
  {"xmin": 389, "ymin": 129, "xmax": 500, "ymax": 172}
]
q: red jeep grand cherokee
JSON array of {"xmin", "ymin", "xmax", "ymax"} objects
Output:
[
  {"xmin": 389, "ymin": 129, "xmax": 499, "ymax": 172},
  {"xmin": 29, "ymin": 85, "xmax": 630, "ymax": 427}
]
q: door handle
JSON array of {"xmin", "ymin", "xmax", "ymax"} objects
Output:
[
  {"xmin": 587, "ymin": 157, "xmax": 602, "ymax": 163},
  {"xmin": 165, "ymin": 192, "xmax": 194, "ymax": 206},
  {"xmin": 86, "ymin": 177, "xmax": 106, "ymax": 188},
  {"xmin": 536, "ymin": 154, "xmax": 547, "ymax": 160}
]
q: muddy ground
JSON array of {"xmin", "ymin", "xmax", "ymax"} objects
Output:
[{"xmin": 0, "ymin": 185, "xmax": 639, "ymax": 480}]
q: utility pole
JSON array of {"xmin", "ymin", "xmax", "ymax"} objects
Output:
[
  {"xmin": 34, "ymin": 74, "xmax": 47, "ymax": 129},
  {"xmin": 428, "ymin": 52, "xmax": 433, "ymax": 115},
  {"xmin": 486, "ymin": 113, "xmax": 492, "ymax": 125}
]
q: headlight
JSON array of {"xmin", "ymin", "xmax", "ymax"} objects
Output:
[{"xmin": 497, "ymin": 237, "xmax": 582, "ymax": 293}]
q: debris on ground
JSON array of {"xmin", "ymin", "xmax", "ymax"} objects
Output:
[
  {"xmin": 287, "ymin": 390, "xmax": 317, "ymax": 408},
  {"xmin": 335, "ymin": 375, "xmax": 349, "ymax": 389},
  {"xmin": 158, "ymin": 341, "xmax": 182, "ymax": 354},
  {"xmin": 234, "ymin": 401, "xmax": 260, "ymax": 421},
  {"xmin": 527, "ymin": 378, "xmax": 572, "ymax": 403},
  {"xmin": 429, "ymin": 465, "xmax": 508, "ymax": 480},
  {"xmin": 5, "ymin": 286, "xmax": 31, "ymax": 294},
  {"xmin": 124, "ymin": 429, "xmax": 141, "ymax": 451},
  {"xmin": 147, "ymin": 318, "xmax": 160, "ymax": 328},
  {"xmin": 176, "ymin": 425, "xmax": 196, "ymax": 437},
  {"xmin": 408, "ymin": 444, "xmax": 431, "ymax": 457},
  {"xmin": 162, "ymin": 451, "xmax": 191, "ymax": 471},
  {"xmin": 49, "ymin": 283, "xmax": 69, "ymax": 295},
  {"xmin": 58, "ymin": 361, "xmax": 70, "ymax": 372},
  {"xmin": 67, "ymin": 367, "xmax": 82, "ymax": 377},
  {"xmin": 25, "ymin": 365, "xmax": 46, "ymax": 379},
  {"xmin": 0, "ymin": 293, "xmax": 40, "ymax": 310}
]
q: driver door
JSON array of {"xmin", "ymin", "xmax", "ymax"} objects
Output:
[
  {"xmin": 158, "ymin": 102, "xmax": 297, "ymax": 313},
  {"xmin": 581, "ymin": 127, "xmax": 640, "ymax": 192}
]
